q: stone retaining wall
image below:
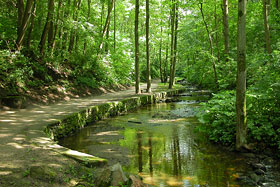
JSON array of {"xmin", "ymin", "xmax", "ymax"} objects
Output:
[{"xmin": 44, "ymin": 89, "xmax": 185, "ymax": 141}]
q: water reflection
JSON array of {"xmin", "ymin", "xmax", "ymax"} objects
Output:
[{"xmin": 59, "ymin": 98, "xmax": 251, "ymax": 187}]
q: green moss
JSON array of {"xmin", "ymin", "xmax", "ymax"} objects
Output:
[{"xmin": 44, "ymin": 88, "xmax": 186, "ymax": 140}]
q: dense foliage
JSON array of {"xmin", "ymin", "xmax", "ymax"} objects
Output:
[{"xmin": 180, "ymin": 0, "xmax": 280, "ymax": 150}]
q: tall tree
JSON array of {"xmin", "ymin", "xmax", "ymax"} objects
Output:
[
  {"xmin": 98, "ymin": 0, "xmax": 115, "ymax": 54},
  {"xmin": 214, "ymin": 0, "xmax": 220, "ymax": 63},
  {"xmin": 39, "ymin": 0, "xmax": 54, "ymax": 54},
  {"xmin": 69, "ymin": 0, "xmax": 82, "ymax": 53},
  {"xmin": 170, "ymin": 1, "xmax": 179, "ymax": 87},
  {"xmin": 113, "ymin": 0, "xmax": 116, "ymax": 51},
  {"xmin": 146, "ymin": 0, "xmax": 151, "ymax": 93},
  {"xmin": 135, "ymin": 0, "xmax": 140, "ymax": 94},
  {"xmin": 50, "ymin": 0, "xmax": 62, "ymax": 52},
  {"xmin": 223, "ymin": 0, "xmax": 230, "ymax": 61},
  {"xmin": 26, "ymin": 0, "xmax": 37, "ymax": 50},
  {"xmin": 159, "ymin": 24, "xmax": 163, "ymax": 83},
  {"xmin": 16, "ymin": 0, "xmax": 33, "ymax": 50},
  {"xmin": 47, "ymin": 0, "xmax": 55, "ymax": 48},
  {"xmin": 263, "ymin": 0, "xmax": 272, "ymax": 54},
  {"xmin": 17, "ymin": 0, "xmax": 24, "ymax": 37},
  {"xmin": 199, "ymin": 2, "xmax": 218, "ymax": 88},
  {"xmin": 236, "ymin": 0, "xmax": 247, "ymax": 150},
  {"xmin": 168, "ymin": 0, "xmax": 176, "ymax": 89},
  {"xmin": 83, "ymin": 0, "xmax": 91, "ymax": 54}
]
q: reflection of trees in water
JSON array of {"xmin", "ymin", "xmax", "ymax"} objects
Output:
[
  {"xmin": 148, "ymin": 133, "xmax": 153, "ymax": 176},
  {"xmin": 137, "ymin": 131, "xmax": 143, "ymax": 172},
  {"xmin": 172, "ymin": 126, "xmax": 182, "ymax": 177}
]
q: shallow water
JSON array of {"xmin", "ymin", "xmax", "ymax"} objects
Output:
[{"xmin": 59, "ymin": 93, "xmax": 253, "ymax": 187}]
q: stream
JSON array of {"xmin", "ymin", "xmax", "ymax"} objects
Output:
[{"xmin": 59, "ymin": 88, "xmax": 280, "ymax": 187}]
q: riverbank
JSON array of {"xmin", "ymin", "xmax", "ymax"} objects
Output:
[{"xmin": 0, "ymin": 81, "xmax": 184, "ymax": 187}]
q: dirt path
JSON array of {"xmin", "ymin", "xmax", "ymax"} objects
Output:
[{"xmin": 0, "ymin": 82, "xmax": 160, "ymax": 187}]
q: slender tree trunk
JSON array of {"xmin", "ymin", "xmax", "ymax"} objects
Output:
[
  {"xmin": 199, "ymin": 3, "xmax": 218, "ymax": 88},
  {"xmin": 113, "ymin": 0, "xmax": 116, "ymax": 52},
  {"xmin": 263, "ymin": 0, "xmax": 272, "ymax": 54},
  {"xmin": 74, "ymin": 0, "xmax": 82, "ymax": 52},
  {"xmin": 105, "ymin": 0, "xmax": 111, "ymax": 54},
  {"xmin": 276, "ymin": 0, "xmax": 279, "ymax": 9},
  {"xmin": 159, "ymin": 25, "xmax": 163, "ymax": 83},
  {"xmin": 83, "ymin": 0, "xmax": 91, "ymax": 54},
  {"xmin": 214, "ymin": 0, "xmax": 220, "ymax": 62},
  {"xmin": 168, "ymin": 0, "xmax": 175, "ymax": 89},
  {"xmin": 62, "ymin": 0, "xmax": 71, "ymax": 55},
  {"xmin": 223, "ymin": 0, "xmax": 230, "ymax": 61},
  {"xmin": 165, "ymin": 45, "xmax": 169, "ymax": 83},
  {"xmin": 48, "ymin": 0, "xmax": 55, "ymax": 48},
  {"xmin": 146, "ymin": 0, "xmax": 151, "ymax": 93},
  {"xmin": 236, "ymin": 0, "xmax": 247, "ymax": 151},
  {"xmin": 135, "ymin": 0, "xmax": 140, "ymax": 94},
  {"xmin": 17, "ymin": 0, "xmax": 24, "ymax": 37},
  {"xmin": 16, "ymin": 0, "xmax": 33, "ymax": 51},
  {"xmin": 101, "ymin": 1, "xmax": 104, "ymax": 32},
  {"xmin": 68, "ymin": 0, "xmax": 77, "ymax": 53},
  {"xmin": 98, "ymin": 0, "xmax": 115, "ymax": 54},
  {"xmin": 171, "ymin": 2, "xmax": 178, "ymax": 86},
  {"xmin": 26, "ymin": 0, "xmax": 37, "ymax": 50},
  {"xmin": 50, "ymin": 0, "xmax": 62, "ymax": 52},
  {"xmin": 39, "ymin": 0, "xmax": 54, "ymax": 54}
]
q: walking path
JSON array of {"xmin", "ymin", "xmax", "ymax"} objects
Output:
[{"xmin": 0, "ymin": 82, "xmax": 161, "ymax": 187}]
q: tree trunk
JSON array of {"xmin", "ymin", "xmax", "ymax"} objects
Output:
[
  {"xmin": 75, "ymin": 0, "xmax": 82, "ymax": 52},
  {"xmin": 105, "ymin": 0, "xmax": 111, "ymax": 54},
  {"xmin": 263, "ymin": 0, "xmax": 272, "ymax": 54},
  {"xmin": 223, "ymin": 0, "xmax": 230, "ymax": 61},
  {"xmin": 214, "ymin": 0, "xmax": 220, "ymax": 63},
  {"xmin": 159, "ymin": 25, "xmax": 163, "ymax": 83},
  {"xmin": 39, "ymin": 0, "xmax": 54, "ymax": 54},
  {"xmin": 26, "ymin": 0, "xmax": 37, "ymax": 50},
  {"xmin": 16, "ymin": 0, "xmax": 33, "ymax": 51},
  {"xmin": 135, "ymin": 0, "xmax": 140, "ymax": 94},
  {"xmin": 17, "ymin": 0, "xmax": 24, "ymax": 37},
  {"xmin": 50, "ymin": 0, "xmax": 62, "ymax": 52},
  {"xmin": 101, "ymin": 1, "xmax": 104, "ymax": 32},
  {"xmin": 83, "ymin": 0, "xmax": 91, "ymax": 54},
  {"xmin": 168, "ymin": 0, "xmax": 175, "ymax": 89},
  {"xmin": 171, "ymin": 2, "xmax": 178, "ymax": 86},
  {"xmin": 236, "ymin": 0, "xmax": 247, "ymax": 151},
  {"xmin": 276, "ymin": 0, "xmax": 279, "ymax": 9},
  {"xmin": 68, "ymin": 0, "xmax": 77, "ymax": 53},
  {"xmin": 48, "ymin": 0, "xmax": 55, "ymax": 48},
  {"xmin": 113, "ymin": 0, "xmax": 116, "ymax": 52},
  {"xmin": 199, "ymin": 3, "xmax": 218, "ymax": 88},
  {"xmin": 98, "ymin": 0, "xmax": 115, "ymax": 54},
  {"xmin": 164, "ymin": 45, "xmax": 169, "ymax": 83},
  {"xmin": 61, "ymin": 0, "xmax": 71, "ymax": 55},
  {"xmin": 146, "ymin": 0, "xmax": 151, "ymax": 93}
]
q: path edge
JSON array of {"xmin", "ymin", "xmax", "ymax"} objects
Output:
[{"xmin": 44, "ymin": 88, "xmax": 186, "ymax": 166}]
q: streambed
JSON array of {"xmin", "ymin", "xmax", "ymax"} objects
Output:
[{"xmin": 59, "ymin": 90, "xmax": 280, "ymax": 187}]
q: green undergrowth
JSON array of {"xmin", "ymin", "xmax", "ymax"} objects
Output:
[
  {"xmin": 196, "ymin": 89, "xmax": 280, "ymax": 152},
  {"xmin": 0, "ymin": 50, "xmax": 133, "ymax": 98}
]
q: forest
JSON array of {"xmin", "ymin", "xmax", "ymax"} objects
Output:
[{"xmin": 1, "ymin": 0, "xmax": 280, "ymax": 155}]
